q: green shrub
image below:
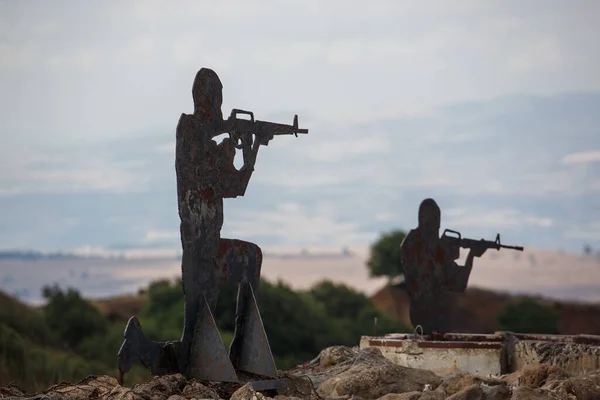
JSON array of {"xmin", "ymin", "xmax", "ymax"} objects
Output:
[
  {"xmin": 42, "ymin": 285, "xmax": 109, "ymax": 349},
  {"xmin": 498, "ymin": 298, "xmax": 561, "ymax": 334},
  {"xmin": 0, "ymin": 291, "xmax": 54, "ymax": 345}
]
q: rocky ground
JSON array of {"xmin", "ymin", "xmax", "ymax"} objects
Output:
[{"xmin": 2, "ymin": 346, "xmax": 599, "ymax": 400}]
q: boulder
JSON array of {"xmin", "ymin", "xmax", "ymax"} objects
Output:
[
  {"xmin": 542, "ymin": 370, "xmax": 600, "ymax": 400},
  {"xmin": 517, "ymin": 363, "xmax": 570, "ymax": 389},
  {"xmin": 436, "ymin": 372, "xmax": 505, "ymax": 397},
  {"xmin": 230, "ymin": 383, "xmax": 271, "ymax": 400},
  {"xmin": 481, "ymin": 383, "xmax": 511, "ymax": 400},
  {"xmin": 509, "ymin": 387, "xmax": 557, "ymax": 400},
  {"xmin": 182, "ymin": 381, "xmax": 221, "ymax": 399},
  {"xmin": 377, "ymin": 393, "xmax": 423, "ymax": 400},
  {"xmin": 316, "ymin": 363, "xmax": 441, "ymax": 399},
  {"xmin": 445, "ymin": 384, "xmax": 482, "ymax": 400}
]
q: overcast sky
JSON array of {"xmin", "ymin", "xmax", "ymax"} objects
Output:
[{"xmin": 1, "ymin": 0, "xmax": 599, "ymax": 255}]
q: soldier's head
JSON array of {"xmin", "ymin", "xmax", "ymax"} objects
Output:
[
  {"xmin": 418, "ymin": 198, "xmax": 441, "ymax": 236},
  {"xmin": 191, "ymin": 68, "xmax": 223, "ymax": 122}
]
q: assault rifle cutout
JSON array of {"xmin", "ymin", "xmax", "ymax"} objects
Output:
[
  {"xmin": 441, "ymin": 229, "xmax": 524, "ymax": 260},
  {"xmin": 222, "ymin": 109, "xmax": 309, "ymax": 148}
]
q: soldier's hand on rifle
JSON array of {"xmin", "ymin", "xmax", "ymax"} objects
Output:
[
  {"xmin": 469, "ymin": 240, "xmax": 488, "ymax": 258},
  {"xmin": 241, "ymin": 132, "xmax": 259, "ymax": 169}
]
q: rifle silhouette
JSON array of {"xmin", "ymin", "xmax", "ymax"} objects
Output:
[
  {"xmin": 441, "ymin": 229, "xmax": 524, "ymax": 260},
  {"xmin": 222, "ymin": 109, "xmax": 309, "ymax": 148}
]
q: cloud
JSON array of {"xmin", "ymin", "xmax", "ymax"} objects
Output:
[
  {"xmin": 224, "ymin": 201, "xmax": 377, "ymax": 247},
  {"xmin": 564, "ymin": 222, "xmax": 600, "ymax": 242},
  {"xmin": 144, "ymin": 230, "xmax": 180, "ymax": 243},
  {"xmin": 444, "ymin": 208, "xmax": 554, "ymax": 229},
  {"xmin": 561, "ymin": 150, "xmax": 600, "ymax": 165}
]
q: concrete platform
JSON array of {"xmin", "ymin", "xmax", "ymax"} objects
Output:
[{"xmin": 360, "ymin": 332, "xmax": 600, "ymax": 377}]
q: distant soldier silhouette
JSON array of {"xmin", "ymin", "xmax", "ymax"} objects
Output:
[
  {"xmin": 400, "ymin": 198, "xmax": 487, "ymax": 334},
  {"xmin": 175, "ymin": 68, "xmax": 264, "ymax": 373}
]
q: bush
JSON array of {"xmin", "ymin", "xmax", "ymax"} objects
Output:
[
  {"xmin": 42, "ymin": 284, "xmax": 109, "ymax": 349},
  {"xmin": 498, "ymin": 298, "xmax": 560, "ymax": 334},
  {"xmin": 0, "ymin": 291, "xmax": 54, "ymax": 345}
]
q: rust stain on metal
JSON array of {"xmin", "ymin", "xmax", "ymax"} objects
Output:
[
  {"xmin": 116, "ymin": 67, "xmax": 308, "ymax": 387},
  {"xmin": 400, "ymin": 198, "xmax": 524, "ymax": 334}
]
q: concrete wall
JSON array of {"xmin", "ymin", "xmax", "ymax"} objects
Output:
[{"xmin": 360, "ymin": 333, "xmax": 600, "ymax": 377}]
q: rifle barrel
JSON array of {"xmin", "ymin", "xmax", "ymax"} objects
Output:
[{"xmin": 501, "ymin": 244, "xmax": 524, "ymax": 251}]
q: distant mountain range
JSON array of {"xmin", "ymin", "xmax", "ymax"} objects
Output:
[
  {"xmin": 0, "ymin": 247, "xmax": 356, "ymax": 261},
  {"xmin": 263, "ymin": 247, "xmax": 356, "ymax": 259},
  {"xmin": 0, "ymin": 250, "xmax": 123, "ymax": 261}
]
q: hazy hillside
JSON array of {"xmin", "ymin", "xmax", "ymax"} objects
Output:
[
  {"xmin": 1, "ymin": 245, "xmax": 599, "ymax": 305},
  {"xmin": 371, "ymin": 283, "xmax": 600, "ymax": 335}
]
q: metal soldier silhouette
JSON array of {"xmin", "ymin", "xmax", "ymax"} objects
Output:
[
  {"xmin": 400, "ymin": 198, "xmax": 523, "ymax": 334},
  {"xmin": 117, "ymin": 67, "xmax": 308, "ymax": 384}
]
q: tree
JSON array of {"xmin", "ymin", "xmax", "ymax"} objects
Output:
[
  {"xmin": 497, "ymin": 298, "xmax": 560, "ymax": 334},
  {"xmin": 308, "ymin": 280, "xmax": 410, "ymax": 341},
  {"xmin": 42, "ymin": 285, "xmax": 108, "ymax": 349},
  {"xmin": 366, "ymin": 230, "xmax": 407, "ymax": 282}
]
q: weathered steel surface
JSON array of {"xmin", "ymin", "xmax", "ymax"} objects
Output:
[
  {"xmin": 117, "ymin": 67, "xmax": 308, "ymax": 385},
  {"xmin": 117, "ymin": 316, "xmax": 179, "ymax": 376},
  {"xmin": 399, "ymin": 198, "xmax": 524, "ymax": 334},
  {"xmin": 188, "ymin": 295, "xmax": 239, "ymax": 382},
  {"xmin": 230, "ymin": 282, "xmax": 278, "ymax": 378}
]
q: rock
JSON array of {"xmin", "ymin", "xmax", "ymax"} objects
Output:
[
  {"xmin": 168, "ymin": 396, "xmax": 188, "ymax": 400},
  {"xmin": 287, "ymin": 346, "xmax": 393, "ymax": 390},
  {"xmin": 0, "ymin": 384, "xmax": 26, "ymax": 398},
  {"xmin": 19, "ymin": 375, "xmax": 123, "ymax": 400},
  {"xmin": 273, "ymin": 396, "xmax": 304, "ymax": 400},
  {"xmin": 230, "ymin": 383, "xmax": 272, "ymax": 400},
  {"xmin": 419, "ymin": 392, "xmax": 445, "ymax": 400},
  {"xmin": 131, "ymin": 374, "xmax": 188, "ymax": 399},
  {"xmin": 317, "ymin": 363, "xmax": 441, "ymax": 400},
  {"xmin": 437, "ymin": 372, "xmax": 505, "ymax": 397},
  {"xmin": 377, "ymin": 393, "xmax": 422, "ymax": 400},
  {"xmin": 445, "ymin": 384, "xmax": 483, "ymax": 400},
  {"xmin": 437, "ymin": 373, "xmax": 475, "ymax": 396},
  {"xmin": 542, "ymin": 370, "xmax": 600, "ymax": 400},
  {"xmin": 509, "ymin": 387, "xmax": 557, "ymax": 400},
  {"xmin": 517, "ymin": 363, "xmax": 569, "ymax": 389},
  {"xmin": 481, "ymin": 383, "xmax": 511, "ymax": 400},
  {"xmin": 377, "ymin": 391, "xmax": 444, "ymax": 400},
  {"xmin": 275, "ymin": 373, "xmax": 320, "ymax": 400},
  {"xmin": 105, "ymin": 385, "xmax": 137, "ymax": 400},
  {"xmin": 500, "ymin": 371, "xmax": 521, "ymax": 388},
  {"xmin": 182, "ymin": 381, "xmax": 220, "ymax": 399},
  {"xmin": 319, "ymin": 346, "xmax": 359, "ymax": 367}
]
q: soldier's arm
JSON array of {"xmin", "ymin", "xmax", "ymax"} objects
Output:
[
  {"xmin": 216, "ymin": 137, "xmax": 257, "ymax": 198},
  {"xmin": 444, "ymin": 254, "xmax": 475, "ymax": 292}
]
